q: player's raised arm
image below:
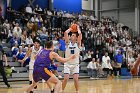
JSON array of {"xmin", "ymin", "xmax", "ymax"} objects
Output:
[
  {"xmin": 51, "ymin": 52, "xmax": 75, "ymax": 63},
  {"xmin": 64, "ymin": 28, "xmax": 71, "ymax": 44},
  {"xmin": 77, "ymin": 26, "xmax": 82, "ymax": 47}
]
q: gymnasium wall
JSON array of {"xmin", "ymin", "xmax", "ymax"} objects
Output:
[
  {"xmin": 11, "ymin": 0, "xmax": 28, "ymax": 10},
  {"xmin": 82, "ymin": 0, "xmax": 93, "ymax": 10},
  {"xmin": 100, "ymin": 0, "xmax": 135, "ymax": 33},
  {"xmin": 53, "ymin": 0, "xmax": 82, "ymax": 13},
  {"xmin": 11, "ymin": 0, "xmax": 48, "ymax": 11}
]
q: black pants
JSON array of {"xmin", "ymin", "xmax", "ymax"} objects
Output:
[
  {"xmin": 0, "ymin": 60, "xmax": 9, "ymax": 86},
  {"xmin": 103, "ymin": 68, "xmax": 113, "ymax": 75},
  {"xmin": 113, "ymin": 67, "xmax": 121, "ymax": 76}
]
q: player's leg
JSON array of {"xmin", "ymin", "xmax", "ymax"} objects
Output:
[
  {"xmin": 0, "ymin": 65, "xmax": 10, "ymax": 88},
  {"xmin": 62, "ymin": 65, "xmax": 70, "ymax": 91},
  {"xmin": 73, "ymin": 74, "xmax": 79, "ymax": 92},
  {"xmin": 41, "ymin": 67, "xmax": 61, "ymax": 93},
  {"xmin": 62, "ymin": 74, "xmax": 70, "ymax": 91},
  {"xmin": 46, "ymin": 75, "xmax": 61, "ymax": 93},
  {"xmin": 29, "ymin": 69, "xmax": 32, "ymax": 84},
  {"xmin": 46, "ymin": 81, "xmax": 54, "ymax": 93},
  {"xmin": 25, "ymin": 80, "xmax": 38, "ymax": 93},
  {"xmin": 29, "ymin": 69, "xmax": 37, "ymax": 89},
  {"xmin": 25, "ymin": 68, "xmax": 40, "ymax": 93},
  {"xmin": 73, "ymin": 65, "xmax": 79, "ymax": 92}
]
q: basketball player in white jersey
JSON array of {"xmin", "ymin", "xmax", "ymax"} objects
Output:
[
  {"xmin": 21, "ymin": 39, "xmax": 42, "ymax": 89},
  {"xmin": 62, "ymin": 26, "xmax": 82, "ymax": 93}
]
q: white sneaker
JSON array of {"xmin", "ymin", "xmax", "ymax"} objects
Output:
[
  {"xmin": 90, "ymin": 77, "xmax": 94, "ymax": 79},
  {"xmin": 42, "ymin": 79, "xmax": 46, "ymax": 83},
  {"xmin": 96, "ymin": 78, "xmax": 99, "ymax": 80},
  {"xmin": 58, "ymin": 75, "xmax": 62, "ymax": 78}
]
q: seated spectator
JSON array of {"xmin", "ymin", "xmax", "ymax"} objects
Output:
[
  {"xmin": 83, "ymin": 50, "xmax": 92, "ymax": 62},
  {"xmin": 26, "ymin": 35, "xmax": 33, "ymax": 47},
  {"xmin": 31, "ymin": 15, "xmax": 39, "ymax": 22},
  {"xmin": 25, "ymin": 4, "xmax": 32, "ymax": 14},
  {"xmin": 11, "ymin": 43, "xmax": 19, "ymax": 60},
  {"xmin": 53, "ymin": 37, "xmax": 59, "ymax": 53},
  {"xmin": 96, "ymin": 58, "xmax": 103, "ymax": 76},
  {"xmin": 10, "ymin": 33, "xmax": 21, "ymax": 46},
  {"xmin": 102, "ymin": 52, "xmax": 113, "ymax": 77},
  {"xmin": 17, "ymin": 48, "xmax": 30, "ymax": 67},
  {"xmin": 13, "ymin": 23, "xmax": 22, "ymax": 38},
  {"xmin": 34, "ymin": 5, "xmax": 43, "ymax": 14},
  {"xmin": 87, "ymin": 58, "xmax": 98, "ymax": 79},
  {"xmin": 0, "ymin": 22, "xmax": 8, "ymax": 43},
  {"xmin": 39, "ymin": 29, "xmax": 48, "ymax": 44},
  {"xmin": 38, "ymin": 15, "xmax": 43, "ymax": 28},
  {"xmin": 3, "ymin": 19, "xmax": 10, "ymax": 30},
  {"xmin": 20, "ymin": 43, "xmax": 28, "ymax": 53},
  {"xmin": 21, "ymin": 30, "xmax": 27, "ymax": 43}
]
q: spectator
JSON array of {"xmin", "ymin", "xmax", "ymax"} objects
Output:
[
  {"xmin": 13, "ymin": 23, "xmax": 22, "ymax": 38},
  {"xmin": 11, "ymin": 43, "xmax": 19, "ymax": 61},
  {"xmin": 53, "ymin": 37, "xmax": 59, "ymax": 53},
  {"xmin": 58, "ymin": 37, "xmax": 66, "ymax": 57},
  {"xmin": 10, "ymin": 33, "xmax": 21, "ymax": 46},
  {"xmin": 17, "ymin": 48, "xmax": 30, "ymax": 67},
  {"xmin": 114, "ymin": 50, "xmax": 123, "ymax": 76},
  {"xmin": 21, "ymin": 30, "xmax": 27, "ymax": 43},
  {"xmin": 83, "ymin": 50, "xmax": 92, "ymax": 62},
  {"xmin": 26, "ymin": 35, "xmax": 33, "ymax": 47},
  {"xmin": 87, "ymin": 58, "xmax": 98, "ymax": 79},
  {"xmin": 102, "ymin": 52, "xmax": 113, "ymax": 77},
  {"xmin": 34, "ymin": 5, "xmax": 43, "ymax": 14},
  {"xmin": 25, "ymin": 4, "xmax": 32, "ymax": 14}
]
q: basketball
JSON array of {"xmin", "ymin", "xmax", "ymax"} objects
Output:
[{"xmin": 70, "ymin": 24, "xmax": 78, "ymax": 32}]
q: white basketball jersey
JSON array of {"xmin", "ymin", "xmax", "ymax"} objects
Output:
[
  {"xmin": 65, "ymin": 42, "xmax": 81, "ymax": 65},
  {"xmin": 29, "ymin": 46, "xmax": 42, "ymax": 69}
]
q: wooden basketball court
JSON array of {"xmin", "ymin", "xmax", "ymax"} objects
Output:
[{"xmin": 0, "ymin": 78, "xmax": 140, "ymax": 93}]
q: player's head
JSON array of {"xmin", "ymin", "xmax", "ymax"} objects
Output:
[
  {"xmin": 34, "ymin": 39, "xmax": 41, "ymax": 49},
  {"xmin": 45, "ymin": 41, "xmax": 54, "ymax": 50},
  {"xmin": 71, "ymin": 32, "xmax": 78, "ymax": 41}
]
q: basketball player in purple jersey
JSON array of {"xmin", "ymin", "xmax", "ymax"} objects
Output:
[{"xmin": 24, "ymin": 41, "xmax": 76, "ymax": 93}]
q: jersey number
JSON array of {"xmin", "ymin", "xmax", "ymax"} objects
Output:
[{"xmin": 71, "ymin": 50, "xmax": 74, "ymax": 54}]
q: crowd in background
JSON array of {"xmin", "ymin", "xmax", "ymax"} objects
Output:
[{"xmin": 0, "ymin": 4, "xmax": 140, "ymax": 79}]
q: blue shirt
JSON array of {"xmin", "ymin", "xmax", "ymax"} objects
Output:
[
  {"xmin": 115, "ymin": 54, "xmax": 123, "ymax": 63},
  {"xmin": 59, "ymin": 39, "xmax": 66, "ymax": 51}
]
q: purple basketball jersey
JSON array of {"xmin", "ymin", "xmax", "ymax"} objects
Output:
[{"xmin": 34, "ymin": 49, "xmax": 52, "ymax": 68}]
